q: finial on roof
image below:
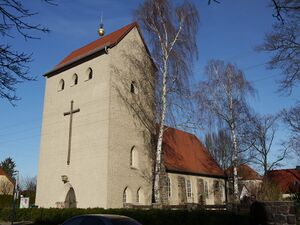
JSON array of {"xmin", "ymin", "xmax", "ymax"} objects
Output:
[{"xmin": 98, "ymin": 12, "xmax": 105, "ymax": 37}]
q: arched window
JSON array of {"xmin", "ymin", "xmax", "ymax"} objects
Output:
[
  {"xmin": 87, "ymin": 67, "xmax": 93, "ymax": 80},
  {"xmin": 72, "ymin": 74, "xmax": 78, "ymax": 85},
  {"xmin": 59, "ymin": 79, "xmax": 65, "ymax": 91},
  {"xmin": 166, "ymin": 177, "xmax": 171, "ymax": 198},
  {"xmin": 186, "ymin": 179, "xmax": 192, "ymax": 198},
  {"xmin": 123, "ymin": 187, "xmax": 131, "ymax": 204},
  {"xmin": 204, "ymin": 181, "xmax": 209, "ymax": 198},
  {"xmin": 130, "ymin": 146, "xmax": 138, "ymax": 168},
  {"xmin": 136, "ymin": 187, "xmax": 144, "ymax": 204},
  {"xmin": 130, "ymin": 81, "xmax": 137, "ymax": 94},
  {"xmin": 136, "ymin": 187, "xmax": 141, "ymax": 203}
]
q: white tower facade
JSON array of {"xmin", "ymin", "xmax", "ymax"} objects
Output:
[{"xmin": 36, "ymin": 23, "xmax": 155, "ymax": 208}]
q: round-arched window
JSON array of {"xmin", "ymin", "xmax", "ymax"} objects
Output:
[
  {"xmin": 87, "ymin": 68, "xmax": 93, "ymax": 80},
  {"xmin": 59, "ymin": 79, "xmax": 65, "ymax": 91},
  {"xmin": 130, "ymin": 146, "xmax": 138, "ymax": 168},
  {"xmin": 72, "ymin": 74, "xmax": 78, "ymax": 85}
]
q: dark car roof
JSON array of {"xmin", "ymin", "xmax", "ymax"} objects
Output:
[{"xmin": 62, "ymin": 214, "xmax": 142, "ymax": 225}]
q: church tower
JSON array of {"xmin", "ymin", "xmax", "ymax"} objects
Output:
[{"xmin": 36, "ymin": 23, "xmax": 155, "ymax": 208}]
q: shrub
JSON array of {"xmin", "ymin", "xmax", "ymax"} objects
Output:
[
  {"xmin": 0, "ymin": 208, "xmax": 250, "ymax": 225},
  {"xmin": 0, "ymin": 195, "xmax": 13, "ymax": 209}
]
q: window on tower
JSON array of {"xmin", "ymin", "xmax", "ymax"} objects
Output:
[
  {"xmin": 59, "ymin": 79, "xmax": 65, "ymax": 91},
  {"xmin": 123, "ymin": 187, "xmax": 131, "ymax": 204},
  {"xmin": 86, "ymin": 67, "xmax": 93, "ymax": 80},
  {"xmin": 130, "ymin": 146, "xmax": 138, "ymax": 168},
  {"xmin": 72, "ymin": 74, "xmax": 78, "ymax": 86},
  {"xmin": 130, "ymin": 81, "xmax": 137, "ymax": 94}
]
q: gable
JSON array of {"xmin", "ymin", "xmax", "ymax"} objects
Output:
[{"xmin": 44, "ymin": 22, "xmax": 152, "ymax": 78}]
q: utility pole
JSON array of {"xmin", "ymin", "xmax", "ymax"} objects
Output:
[{"xmin": 11, "ymin": 170, "xmax": 19, "ymax": 225}]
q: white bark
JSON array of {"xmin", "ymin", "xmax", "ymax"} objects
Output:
[{"xmin": 154, "ymin": 59, "xmax": 168, "ymax": 203}]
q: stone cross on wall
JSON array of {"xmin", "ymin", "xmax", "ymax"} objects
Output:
[{"xmin": 64, "ymin": 100, "xmax": 80, "ymax": 165}]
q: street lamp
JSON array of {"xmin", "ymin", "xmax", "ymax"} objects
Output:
[{"xmin": 11, "ymin": 170, "xmax": 19, "ymax": 225}]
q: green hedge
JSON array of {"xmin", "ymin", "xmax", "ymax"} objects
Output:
[
  {"xmin": 0, "ymin": 195, "xmax": 13, "ymax": 209},
  {"xmin": 0, "ymin": 208, "xmax": 250, "ymax": 225}
]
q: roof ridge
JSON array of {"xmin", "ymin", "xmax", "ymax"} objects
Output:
[{"xmin": 45, "ymin": 22, "xmax": 138, "ymax": 77}]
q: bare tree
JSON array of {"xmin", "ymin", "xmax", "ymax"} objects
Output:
[
  {"xmin": 205, "ymin": 129, "xmax": 232, "ymax": 170},
  {"xmin": 0, "ymin": 0, "xmax": 55, "ymax": 105},
  {"xmin": 258, "ymin": 1, "xmax": 300, "ymax": 94},
  {"xmin": 135, "ymin": 0, "xmax": 199, "ymax": 204},
  {"xmin": 20, "ymin": 176, "xmax": 37, "ymax": 192},
  {"xmin": 195, "ymin": 59, "xmax": 254, "ymax": 204},
  {"xmin": 281, "ymin": 103, "xmax": 300, "ymax": 160},
  {"xmin": 249, "ymin": 114, "xmax": 288, "ymax": 175}
]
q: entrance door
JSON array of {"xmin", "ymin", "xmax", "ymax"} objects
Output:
[{"xmin": 65, "ymin": 187, "xmax": 77, "ymax": 208}]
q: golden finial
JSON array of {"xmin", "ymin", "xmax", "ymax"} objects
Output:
[{"xmin": 98, "ymin": 12, "xmax": 105, "ymax": 37}]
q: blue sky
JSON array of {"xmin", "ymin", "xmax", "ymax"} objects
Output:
[{"xmin": 0, "ymin": 0, "xmax": 299, "ymax": 177}]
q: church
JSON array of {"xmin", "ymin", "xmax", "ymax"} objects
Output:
[{"xmin": 36, "ymin": 22, "xmax": 226, "ymax": 209}]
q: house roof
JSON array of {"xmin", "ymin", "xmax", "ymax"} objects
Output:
[
  {"xmin": 266, "ymin": 169, "xmax": 300, "ymax": 193},
  {"xmin": 163, "ymin": 127, "xmax": 226, "ymax": 178},
  {"xmin": 225, "ymin": 164, "xmax": 262, "ymax": 180},
  {"xmin": 45, "ymin": 22, "xmax": 143, "ymax": 77}
]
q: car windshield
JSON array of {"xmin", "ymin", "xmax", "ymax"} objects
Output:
[{"xmin": 110, "ymin": 218, "xmax": 141, "ymax": 225}]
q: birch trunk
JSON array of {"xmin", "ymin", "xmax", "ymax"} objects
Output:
[
  {"xmin": 230, "ymin": 125, "xmax": 239, "ymax": 204},
  {"xmin": 154, "ymin": 59, "xmax": 168, "ymax": 203}
]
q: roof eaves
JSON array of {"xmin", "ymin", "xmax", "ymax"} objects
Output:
[
  {"xmin": 44, "ymin": 44, "xmax": 109, "ymax": 77},
  {"xmin": 166, "ymin": 168, "xmax": 227, "ymax": 179}
]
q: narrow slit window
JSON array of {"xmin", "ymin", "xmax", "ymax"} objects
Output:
[
  {"xmin": 72, "ymin": 74, "xmax": 78, "ymax": 85},
  {"xmin": 59, "ymin": 79, "xmax": 65, "ymax": 91},
  {"xmin": 130, "ymin": 81, "xmax": 137, "ymax": 94},
  {"xmin": 87, "ymin": 68, "xmax": 93, "ymax": 80}
]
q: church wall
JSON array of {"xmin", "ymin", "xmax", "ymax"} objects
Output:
[
  {"xmin": 167, "ymin": 172, "xmax": 226, "ymax": 205},
  {"xmin": 106, "ymin": 28, "xmax": 155, "ymax": 208},
  {"xmin": 36, "ymin": 50, "xmax": 112, "ymax": 208}
]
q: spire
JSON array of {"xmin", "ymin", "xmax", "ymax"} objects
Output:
[{"xmin": 98, "ymin": 12, "xmax": 105, "ymax": 37}]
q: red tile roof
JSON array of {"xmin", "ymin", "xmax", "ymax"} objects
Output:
[
  {"xmin": 163, "ymin": 127, "xmax": 226, "ymax": 177},
  {"xmin": 56, "ymin": 22, "xmax": 138, "ymax": 69},
  {"xmin": 45, "ymin": 22, "xmax": 142, "ymax": 77},
  {"xmin": 266, "ymin": 169, "xmax": 300, "ymax": 193},
  {"xmin": 225, "ymin": 164, "xmax": 262, "ymax": 180}
]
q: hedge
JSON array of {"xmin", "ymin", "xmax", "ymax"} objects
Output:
[
  {"xmin": 0, "ymin": 208, "xmax": 250, "ymax": 225},
  {"xmin": 0, "ymin": 195, "xmax": 13, "ymax": 209}
]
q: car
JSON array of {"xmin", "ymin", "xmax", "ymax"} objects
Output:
[{"xmin": 60, "ymin": 214, "xmax": 142, "ymax": 225}]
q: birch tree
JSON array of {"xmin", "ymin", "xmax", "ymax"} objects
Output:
[
  {"xmin": 205, "ymin": 129, "xmax": 232, "ymax": 170},
  {"xmin": 135, "ymin": 0, "xmax": 199, "ymax": 203},
  {"xmin": 196, "ymin": 60, "xmax": 254, "ymax": 204}
]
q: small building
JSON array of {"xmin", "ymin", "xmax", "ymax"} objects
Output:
[
  {"xmin": 225, "ymin": 164, "xmax": 262, "ymax": 200},
  {"xmin": 0, "ymin": 167, "xmax": 14, "ymax": 195},
  {"xmin": 266, "ymin": 167, "xmax": 300, "ymax": 199},
  {"xmin": 164, "ymin": 127, "xmax": 227, "ymax": 205}
]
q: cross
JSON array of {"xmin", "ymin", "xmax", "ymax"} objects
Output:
[{"xmin": 64, "ymin": 100, "xmax": 80, "ymax": 165}]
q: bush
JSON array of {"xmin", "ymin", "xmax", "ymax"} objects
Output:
[
  {"xmin": 0, "ymin": 195, "xmax": 13, "ymax": 209},
  {"xmin": 0, "ymin": 208, "xmax": 250, "ymax": 225}
]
